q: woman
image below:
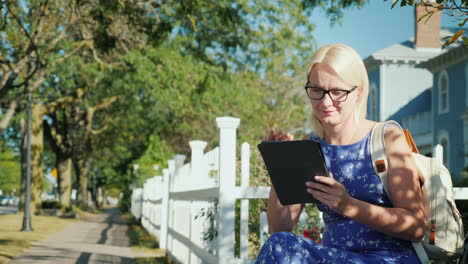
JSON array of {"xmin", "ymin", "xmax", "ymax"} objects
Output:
[{"xmin": 256, "ymin": 44, "xmax": 426, "ymax": 263}]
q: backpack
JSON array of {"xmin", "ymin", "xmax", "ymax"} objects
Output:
[{"xmin": 370, "ymin": 120, "xmax": 464, "ymax": 263}]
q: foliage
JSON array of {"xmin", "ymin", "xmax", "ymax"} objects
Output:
[
  {"xmin": 302, "ymin": 0, "xmax": 369, "ymax": 25},
  {"xmin": 41, "ymin": 200, "xmax": 61, "ymax": 209},
  {"xmin": 123, "ymin": 213, "xmax": 172, "ymax": 264},
  {"xmin": 2, "ymin": 0, "xmax": 325, "ymax": 214},
  {"xmin": 387, "ymin": 0, "xmax": 468, "ymax": 47},
  {"xmin": 92, "ymin": 31, "xmax": 311, "ymax": 188},
  {"xmin": 194, "ymin": 200, "xmax": 219, "ymax": 243},
  {"xmin": 0, "ymin": 141, "xmax": 20, "ymax": 194}
]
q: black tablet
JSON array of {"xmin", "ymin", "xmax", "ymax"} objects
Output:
[{"xmin": 258, "ymin": 140, "xmax": 329, "ymax": 205}]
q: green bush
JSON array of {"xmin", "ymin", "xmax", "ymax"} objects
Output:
[{"xmin": 41, "ymin": 200, "xmax": 61, "ymax": 209}]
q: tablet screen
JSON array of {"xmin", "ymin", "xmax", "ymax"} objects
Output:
[{"xmin": 258, "ymin": 140, "xmax": 329, "ymax": 205}]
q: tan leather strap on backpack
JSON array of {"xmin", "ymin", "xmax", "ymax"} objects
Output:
[{"xmin": 404, "ymin": 129, "xmax": 420, "ymax": 154}]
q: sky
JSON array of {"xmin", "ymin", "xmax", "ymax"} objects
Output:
[{"xmin": 309, "ymin": 1, "xmax": 462, "ymax": 59}]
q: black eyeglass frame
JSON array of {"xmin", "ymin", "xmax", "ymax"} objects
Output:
[{"xmin": 304, "ymin": 81, "xmax": 358, "ymax": 102}]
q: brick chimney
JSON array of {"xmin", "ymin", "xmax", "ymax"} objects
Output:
[{"xmin": 415, "ymin": 2, "xmax": 441, "ymax": 49}]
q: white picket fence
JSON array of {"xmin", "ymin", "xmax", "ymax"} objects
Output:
[
  {"xmin": 131, "ymin": 116, "xmax": 468, "ymax": 264},
  {"xmin": 132, "ymin": 117, "xmax": 270, "ymax": 264}
]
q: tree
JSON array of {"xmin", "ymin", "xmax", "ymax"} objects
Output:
[
  {"xmin": 4, "ymin": 0, "xmax": 336, "ymax": 212},
  {"xmin": 387, "ymin": 0, "xmax": 467, "ymax": 47},
  {"xmin": 0, "ymin": 1, "xmax": 85, "ymax": 130}
]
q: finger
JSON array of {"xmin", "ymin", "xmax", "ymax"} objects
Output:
[
  {"xmin": 306, "ymin": 181, "xmax": 334, "ymax": 194},
  {"xmin": 268, "ymin": 129, "xmax": 275, "ymax": 141},
  {"xmin": 279, "ymin": 134, "xmax": 290, "ymax": 141},
  {"xmin": 277, "ymin": 129, "xmax": 283, "ymax": 139},
  {"xmin": 314, "ymin": 175, "xmax": 337, "ymax": 186},
  {"xmin": 307, "ymin": 188, "xmax": 333, "ymax": 203}
]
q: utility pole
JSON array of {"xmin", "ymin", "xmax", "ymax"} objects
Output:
[{"xmin": 21, "ymin": 92, "xmax": 33, "ymax": 232}]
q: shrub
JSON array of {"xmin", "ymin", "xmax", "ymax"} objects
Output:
[{"xmin": 41, "ymin": 200, "xmax": 61, "ymax": 209}]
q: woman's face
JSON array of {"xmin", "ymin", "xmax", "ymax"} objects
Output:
[{"xmin": 307, "ymin": 63, "xmax": 359, "ymax": 127}]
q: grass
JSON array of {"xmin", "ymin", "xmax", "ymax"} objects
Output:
[
  {"xmin": 122, "ymin": 213, "xmax": 172, "ymax": 264},
  {"xmin": 0, "ymin": 213, "xmax": 77, "ymax": 264}
]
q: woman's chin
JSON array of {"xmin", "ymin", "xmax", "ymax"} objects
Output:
[{"xmin": 319, "ymin": 116, "xmax": 337, "ymax": 125}]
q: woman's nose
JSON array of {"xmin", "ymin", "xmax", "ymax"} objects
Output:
[{"xmin": 320, "ymin": 92, "xmax": 334, "ymax": 106}]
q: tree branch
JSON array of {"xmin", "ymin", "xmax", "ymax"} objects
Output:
[{"xmin": 0, "ymin": 95, "xmax": 21, "ymax": 131}]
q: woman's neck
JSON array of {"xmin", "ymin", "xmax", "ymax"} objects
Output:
[{"xmin": 323, "ymin": 118, "xmax": 362, "ymax": 145}]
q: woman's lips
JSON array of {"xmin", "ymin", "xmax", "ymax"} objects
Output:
[{"xmin": 321, "ymin": 110, "xmax": 335, "ymax": 115}]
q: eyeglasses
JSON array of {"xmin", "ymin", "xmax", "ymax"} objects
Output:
[{"xmin": 304, "ymin": 81, "xmax": 357, "ymax": 102}]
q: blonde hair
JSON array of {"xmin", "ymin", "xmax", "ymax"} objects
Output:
[{"xmin": 307, "ymin": 44, "xmax": 369, "ymax": 138}]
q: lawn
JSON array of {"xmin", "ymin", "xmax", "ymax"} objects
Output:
[
  {"xmin": 0, "ymin": 213, "xmax": 77, "ymax": 264},
  {"xmin": 123, "ymin": 213, "xmax": 171, "ymax": 264}
]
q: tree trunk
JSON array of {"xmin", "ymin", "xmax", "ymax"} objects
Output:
[
  {"xmin": 75, "ymin": 158, "xmax": 90, "ymax": 209},
  {"xmin": 31, "ymin": 104, "xmax": 44, "ymax": 214},
  {"xmin": 57, "ymin": 156, "xmax": 72, "ymax": 211}
]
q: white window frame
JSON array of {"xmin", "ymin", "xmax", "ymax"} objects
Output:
[
  {"xmin": 438, "ymin": 70, "xmax": 449, "ymax": 114},
  {"xmin": 438, "ymin": 129, "xmax": 450, "ymax": 169}
]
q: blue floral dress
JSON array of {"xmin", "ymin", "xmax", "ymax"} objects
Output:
[{"xmin": 256, "ymin": 132, "xmax": 421, "ymax": 264}]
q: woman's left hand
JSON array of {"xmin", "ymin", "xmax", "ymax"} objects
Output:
[{"xmin": 306, "ymin": 174, "xmax": 353, "ymax": 214}]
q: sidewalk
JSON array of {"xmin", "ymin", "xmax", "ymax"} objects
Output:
[{"xmin": 7, "ymin": 208, "xmax": 162, "ymax": 264}]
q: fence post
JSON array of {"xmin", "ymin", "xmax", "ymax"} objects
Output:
[
  {"xmin": 240, "ymin": 142, "xmax": 250, "ymax": 260},
  {"xmin": 260, "ymin": 211, "xmax": 268, "ymax": 247},
  {"xmin": 160, "ymin": 167, "xmax": 171, "ymax": 250},
  {"xmin": 172, "ymin": 155, "xmax": 186, "ymax": 190},
  {"xmin": 190, "ymin": 140, "xmax": 207, "ymax": 185},
  {"xmin": 216, "ymin": 116, "xmax": 240, "ymax": 263},
  {"xmin": 433, "ymin": 144, "xmax": 443, "ymax": 163},
  {"xmin": 174, "ymin": 154, "xmax": 186, "ymax": 168}
]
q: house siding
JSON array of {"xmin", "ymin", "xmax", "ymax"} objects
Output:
[
  {"xmin": 381, "ymin": 63, "xmax": 433, "ymax": 121},
  {"xmin": 433, "ymin": 61, "xmax": 467, "ymax": 182}
]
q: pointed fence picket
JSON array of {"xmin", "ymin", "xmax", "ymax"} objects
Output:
[{"xmin": 131, "ymin": 116, "xmax": 468, "ymax": 264}]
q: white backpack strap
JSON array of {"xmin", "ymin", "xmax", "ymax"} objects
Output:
[
  {"xmin": 370, "ymin": 120, "xmax": 405, "ymax": 198},
  {"xmin": 370, "ymin": 120, "xmax": 430, "ymax": 264},
  {"xmin": 370, "ymin": 121, "xmax": 392, "ymax": 199}
]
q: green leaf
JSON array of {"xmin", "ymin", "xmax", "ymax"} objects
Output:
[
  {"xmin": 459, "ymin": 17, "xmax": 468, "ymax": 27},
  {"xmin": 442, "ymin": 30, "xmax": 464, "ymax": 48},
  {"xmin": 462, "ymin": 37, "xmax": 468, "ymax": 47},
  {"xmin": 391, "ymin": 0, "xmax": 400, "ymax": 8},
  {"xmin": 417, "ymin": 11, "xmax": 434, "ymax": 23}
]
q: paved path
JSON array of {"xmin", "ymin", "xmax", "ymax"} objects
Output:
[{"xmin": 8, "ymin": 208, "xmax": 162, "ymax": 264}]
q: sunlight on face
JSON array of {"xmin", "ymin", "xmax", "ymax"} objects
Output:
[{"xmin": 308, "ymin": 63, "xmax": 359, "ymax": 126}]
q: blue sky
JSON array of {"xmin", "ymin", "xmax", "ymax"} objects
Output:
[{"xmin": 309, "ymin": 1, "xmax": 461, "ymax": 58}]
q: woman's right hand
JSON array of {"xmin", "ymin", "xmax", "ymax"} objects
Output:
[
  {"xmin": 263, "ymin": 128, "xmax": 294, "ymax": 141},
  {"xmin": 263, "ymin": 128, "xmax": 302, "ymax": 233}
]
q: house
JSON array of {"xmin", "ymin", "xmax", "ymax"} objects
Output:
[
  {"xmin": 418, "ymin": 44, "xmax": 468, "ymax": 183},
  {"xmin": 365, "ymin": 4, "xmax": 468, "ymax": 183}
]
